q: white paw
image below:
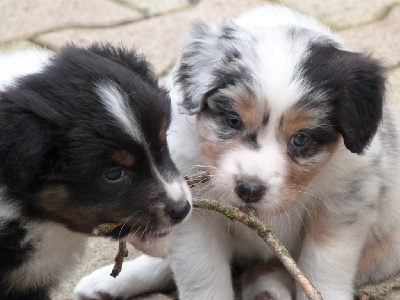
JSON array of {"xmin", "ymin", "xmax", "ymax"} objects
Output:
[
  {"xmin": 241, "ymin": 266, "xmax": 294, "ymax": 300},
  {"xmin": 73, "ymin": 264, "xmax": 123, "ymax": 300},
  {"xmin": 73, "ymin": 256, "xmax": 173, "ymax": 300}
]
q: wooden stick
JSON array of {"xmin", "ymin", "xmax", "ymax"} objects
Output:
[
  {"xmin": 95, "ymin": 170, "xmax": 322, "ymax": 300},
  {"xmin": 110, "ymin": 241, "xmax": 128, "ymax": 278},
  {"xmin": 184, "ymin": 170, "xmax": 211, "ymax": 188},
  {"xmin": 193, "ymin": 198, "xmax": 322, "ymax": 300},
  {"xmin": 92, "ymin": 223, "xmax": 118, "ymax": 236}
]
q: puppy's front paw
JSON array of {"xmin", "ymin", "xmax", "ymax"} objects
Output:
[
  {"xmin": 254, "ymin": 291, "xmax": 276, "ymax": 300},
  {"xmin": 241, "ymin": 265, "xmax": 293, "ymax": 300},
  {"xmin": 73, "ymin": 264, "xmax": 124, "ymax": 300}
]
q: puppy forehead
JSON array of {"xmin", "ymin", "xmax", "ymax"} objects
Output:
[
  {"xmin": 96, "ymin": 81, "xmax": 143, "ymax": 142},
  {"xmin": 95, "ymin": 82, "xmax": 170, "ymax": 147},
  {"xmin": 225, "ymin": 27, "xmax": 337, "ymax": 124}
]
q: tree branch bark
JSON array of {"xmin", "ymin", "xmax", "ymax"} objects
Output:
[
  {"xmin": 193, "ymin": 198, "xmax": 322, "ymax": 300},
  {"xmin": 92, "ymin": 171, "xmax": 322, "ymax": 299}
]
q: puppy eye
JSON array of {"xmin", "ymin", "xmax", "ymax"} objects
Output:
[
  {"xmin": 291, "ymin": 133, "xmax": 310, "ymax": 147},
  {"xmin": 104, "ymin": 167, "xmax": 126, "ymax": 181},
  {"xmin": 226, "ymin": 115, "xmax": 243, "ymax": 130}
]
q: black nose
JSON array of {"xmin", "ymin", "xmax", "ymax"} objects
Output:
[
  {"xmin": 167, "ymin": 200, "xmax": 191, "ymax": 223},
  {"xmin": 235, "ymin": 178, "xmax": 266, "ymax": 203}
]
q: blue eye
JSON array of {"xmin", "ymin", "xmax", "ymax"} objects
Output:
[
  {"xmin": 226, "ymin": 115, "xmax": 243, "ymax": 129},
  {"xmin": 104, "ymin": 168, "xmax": 126, "ymax": 181},
  {"xmin": 291, "ymin": 133, "xmax": 310, "ymax": 147}
]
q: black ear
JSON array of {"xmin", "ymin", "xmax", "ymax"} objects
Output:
[
  {"xmin": 303, "ymin": 44, "xmax": 386, "ymax": 154},
  {"xmin": 332, "ymin": 52, "xmax": 386, "ymax": 154},
  {"xmin": 0, "ymin": 97, "xmax": 55, "ymax": 193}
]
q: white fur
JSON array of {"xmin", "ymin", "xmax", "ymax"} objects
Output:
[
  {"xmin": 73, "ymin": 255, "xmax": 173, "ymax": 300},
  {"xmin": 96, "ymin": 82, "xmax": 143, "ymax": 142},
  {"xmin": 0, "ymin": 48, "xmax": 89, "ymax": 297},
  {"xmin": 74, "ymin": 5, "xmax": 400, "ymax": 300},
  {"xmin": 0, "ymin": 49, "xmax": 52, "ymax": 90},
  {"xmin": 241, "ymin": 269, "xmax": 293, "ymax": 300},
  {"xmin": 8, "ymin": 222, "xmax": 86, "ymax": 293}
]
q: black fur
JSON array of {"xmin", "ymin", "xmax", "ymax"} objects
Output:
[
  {"xmin": 301, "ymin": 43, "xmax": 386, "ymax": 154},
  {"xmin": 242, "ymin": 133, "xmax": 260, "ymax": 150},
  {"xmin": 175, "ymin": 22, "xmax": 252, "ymax": 114},
  {"xmin": 0, "ymin": 44, "xmax": 190, "ymax": 299},
  {"xmin": 0, "ymin": 220, "xmax": 33, "ymax": 273}
]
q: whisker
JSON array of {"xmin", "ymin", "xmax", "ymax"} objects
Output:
[
  {"xmin": 126, "ymin": 218, "xmax": 143, "ymax": 241},
  {"xmin": 117, "ymin": 211, "xmax": 140, "ymax": 241}
]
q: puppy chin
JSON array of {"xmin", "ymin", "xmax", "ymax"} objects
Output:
[{"xmin": 125, "ymin": 234, "xmax": 172, "ymax": 258}]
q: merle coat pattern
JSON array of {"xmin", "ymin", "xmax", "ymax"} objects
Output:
[{"xmin": 74, "ymin": 6, "xmax": 400, "ymax": 300}]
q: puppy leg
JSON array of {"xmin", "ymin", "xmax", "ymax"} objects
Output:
[
  {"xmin": 73, "ymin": 255, "xmax": 173, "ymax": 300},
  {"xmin": 297, "ymin": 227, "xmax": 369, "ymax": 300},
  {"xmin": 171, "ymin": 213, "xmax": 235, "ymax": 300},
  {"xmin": 241, "ymin": 264, "xmax": 293, "ymax": 300}
]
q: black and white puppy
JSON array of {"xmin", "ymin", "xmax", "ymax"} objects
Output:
[
  {"xmin": 0, "ymin": 44, "xmax": 191, "ymax": 300},
  {"xmin": 74, "ymin": 5, "xmax": 400, "ymax": 300}
]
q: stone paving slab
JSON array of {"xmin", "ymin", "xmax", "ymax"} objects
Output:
[
  {"xmin": 340, "ymin": 5, "xmax": 400, "ymax": 69},
  {"xmin": 0, "ymin": 0, "xmax": 143, "ymax": 44},
  {"xmin": 281, "ymin": 0, "xmax": 400, "ymax": 29},
  {"xmin": 53, "ymin": 238, "xmax": 142, "ymax": 300},
  {"xmin": 0, "ymin": 40, "xmax": 40, "ymax": 53},
  {"xmin": 389, "ymin": 67, "xmax": 400, "ymax": 113},
  {"xmin": 116, "ymin": 0, "xmax": 199, "ymax": 16},
  {"xmin": 34, "ymin": 0, "xmax": 268, "ymax": 75},
  {"xmin": 2, "ymin": 0, "xmax": 400, "ymax": 299}
]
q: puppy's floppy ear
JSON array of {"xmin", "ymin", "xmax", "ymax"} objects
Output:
[
  {"xmin": 332, "ymin": 51, "xmax": 386, "ymax": 154},
  {"xmin": 174, "ymin": 22, "xmax": 225, "ymax": 115},
  {"xmin": 0, "ymin": 95, "xmax": 56, "ymax": 193},
  {"xmin": 304, "ymin": 44, "xmax": 386, "ymax": 154}
]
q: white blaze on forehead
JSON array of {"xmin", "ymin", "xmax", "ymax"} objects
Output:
[
  {"xmin": 96, "ymin": 81, "xmax": 143, "ymax": 142},
  {"xmin": 253, "ymin": 30, "xmax": 310, "ymax": 117},
  {"xmin": 234, "ymin": 8, "xmax": 338, "ymax": 125},
  {"xmin": 96, "ymin": 82, "xmax": 191, "ymax": 204}
]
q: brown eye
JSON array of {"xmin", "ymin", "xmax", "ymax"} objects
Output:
[
  {"xmin": 104, "ymin": 167, "xmax": 126, "ymax": 181},
  {"xmin": 226, "ymin": 115, "xmax": 243, "ymax": 129}
]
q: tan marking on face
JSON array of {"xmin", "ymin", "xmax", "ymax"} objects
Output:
[
  {"xmin": 198, "ymin": 136, "xmax": 238, "ymax": 167},
  {"xmin": 287, "ymin": 137, "xmax": 339, "ymax": 190},
  {"xmin": 281, "ymin": 138, "xmax": 339, "ymax": 214},
  {"xmin": 282, "ymin": 107, "xmax": 340, "ymax": 202},
  {"xmin": 357, "ymin": 234, "xmax": 393, "ymax": 276},
  {"xmin": 196, "ymin": 118, "xmax": 238, "ymax": 167},
  {"xmin": 234, "ymin": 93, "xmax": 260, "ymax": 128},
  {"xmin": 305, "ymin": 202, "xmax": 336, "ymax": 245},
  {"xmin": 282, "ymin": 107, "xmax": 315, "ymax": 138},
  {"xmin": 112, "ymin": 150, "xmax": 136, "ymax": 168},
  {"xmin": 37, "ymin": 185, "xmax": 69, "ymax": 210},
  {"xmin": 35, "ymin": 185, "xmax": 92, "ymax": 227}
]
